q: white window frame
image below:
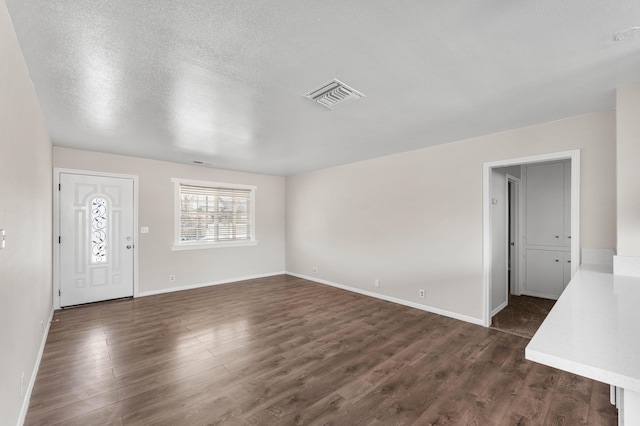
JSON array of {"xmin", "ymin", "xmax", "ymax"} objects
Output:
[{"xmin": 171, "ymin": 178, "xmax": 257, "ymax": 250}]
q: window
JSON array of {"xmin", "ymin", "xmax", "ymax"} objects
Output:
[{"xmin": 172, "ymin": 178, "xmax": 256, "ymax": 249}]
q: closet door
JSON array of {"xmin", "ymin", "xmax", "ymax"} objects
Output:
[
  {"xmin": 525, "ymin": 249, "xmax": 564, "ymax": 299},
  {"xmin": 526, "ymin": 163, "xmax": 565, "ymax": 247}
]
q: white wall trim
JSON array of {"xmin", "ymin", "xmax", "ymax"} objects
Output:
[
  {"xmin": 287, "ymin": 272, "xmax": 484, "ymax": 326},
  {"xmin": 53, "ymin": 168, "xmax": 140, "ymax": 309},
  {"xmin": 483, "ymin": 150, "xmax": 580, "ymax": 327},
  {"xmin": 170, "ymin": 241, "xmax": 259, "ymax": 251},
  {"xmin": 17, "ymin": 307, "xmax": 54, "ymax": 426},
  {"xmin": 491, "ymin": 300, "xmax": 508, "ymax": 318},
  {"xmin": 137, "ymin": 271, "xmax": 286, "ymax": 297}
]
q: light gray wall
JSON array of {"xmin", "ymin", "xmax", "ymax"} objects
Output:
[
  {"xmin": 0, "ymin": 3, "xmax": 53, "ymax": 424},
  {"xmin": 53, "ymin": 147, "xmax": 286, "ymax": 294},
  {"xmin": 286, "ymin": 110, "xmax": 616, "ymax": 322},
  {"xmin": 616, "ymin": 82, "xmax": 640, "ymax": 257}
]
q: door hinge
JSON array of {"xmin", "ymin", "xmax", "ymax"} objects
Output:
[
  {"xmin": 58, "ymin": 183, "xmax": 61, "ymax": 191},
  {"xmin": 58, "ymin": 289, "xmax": 61, "ymax": 296},
  {"xmin": 58, "ymin": 236, "xmax": 61, "ymax": 244}
]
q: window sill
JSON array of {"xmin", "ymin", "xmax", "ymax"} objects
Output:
[{"xmin": 171, "ymin": 240, "xmax": 258, "ymax": 251}]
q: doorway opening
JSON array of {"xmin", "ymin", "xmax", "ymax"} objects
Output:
[{"xmin": 482, "ymin": 150, "xmax": 580, "ymax": 328}]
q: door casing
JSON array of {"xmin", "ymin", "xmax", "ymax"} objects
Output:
[
  {"xmin": 482, "ymin": 150, "xmax": 580, "ymax": 327},
  {"xmin": 53, "ymin": 168, "xmax": 139, "ymax": 309}
]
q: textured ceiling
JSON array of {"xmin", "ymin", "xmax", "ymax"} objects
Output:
[{"xmin": 6, "ymin": 1, "xmax": 640, "ymax": 176}]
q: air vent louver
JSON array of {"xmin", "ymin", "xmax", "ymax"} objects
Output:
[
  {"xmin": 304, "ymin": 79, "xmax": 365, "ymax": 109},
  {"xmin": 192, "ymin": 160, "xmax": 215, "ymax": 167}
]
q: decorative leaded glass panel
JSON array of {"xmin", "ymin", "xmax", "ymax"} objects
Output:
[{"xmin": 91, "ymin": 197, "xmax": 107, "ymax": 263}]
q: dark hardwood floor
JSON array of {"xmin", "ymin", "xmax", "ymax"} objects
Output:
[{"xmin": 25, "ymin": 275, "xmax": 617, "ymax": 425}]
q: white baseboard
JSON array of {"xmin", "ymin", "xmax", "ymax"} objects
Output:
[
  {"xmin": 287, "ymin": 272, "xmax": 484, "ymax": 326},
  {"xmin": 491, "ymin": 300, "xmax": 508, "ymax": 318},
  {"xmin": 136, "ymin": 271, "xmax": 286, "ymax": 297},
  {"xmin": 614, "ymin": 255, "xmax": 640, "ymax": 278},
  {"xmin": 18, "ymin": 307, "xmax": 54, "ymax": 426}
]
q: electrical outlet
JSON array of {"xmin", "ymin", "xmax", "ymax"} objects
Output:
[
  {"xmin": 312, "ymin": 267, "xmax": 318, "ymax": 274},
  {"xmin": 169, "ymin": 274, "xmax": 176, "ymax": 282},
  {"xmin": 40, "ymin": 320, "xmax": 44, "ymax": 334},
  {"xmin": 419, "ymin": 289, "xmax": 426, "ymax": 299},
  {"xmin": 374, "ymin": 279, "xmax": 380, "ymax": 288}
]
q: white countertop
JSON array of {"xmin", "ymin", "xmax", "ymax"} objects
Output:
[{"xmin": 526, "ymin": 264, "xmax": 640, "ymax": 393}]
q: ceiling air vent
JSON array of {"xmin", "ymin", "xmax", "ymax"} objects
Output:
[
  {"xmin": 192, "ymin": 160, "xmax": 215, "ymax": 167},
  {"xmin": 304, "ymin": 79, "xmax": 365, "ymax": 109}
]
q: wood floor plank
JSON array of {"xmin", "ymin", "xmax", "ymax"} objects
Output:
[
  {"xmin": 410, "ymin": 386, "xmax": 476, "ymax": 426},
  {"xmin": 115, "ymin": 361, "xmax": 228, "ymax": 401},
  {"xmin": 508, "ymin": 361, "xmax": 560, "ymax": 423},
  {"xmin": 588, "ymin": 381, "xmax": 619, "ymax": 425},
  {"xmin": 29, "ymin": 365, "xmax": 115, "ymax": 401},
  {"xmin": 24, "ymin": 390, "xmax": 119, "ymax": 426},
  {"xmin": 151, "ymin": 384, "xmax": 250, "ymax": 426},
  {"xmin": 112, "ymin": 343, "xmax": 214, "ymax": 377},
  {"xmin": 543, "ymin": 371, "xmax": 593, "ymax": 425},
  {"xmin": 24, "ymin": 274, "xmax": 617, "ymax": 425},
  {"xmin": 543, "ymin": 393, "xmax": 590, "ymax": 425}
]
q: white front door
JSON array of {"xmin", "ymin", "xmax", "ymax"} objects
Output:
[{"xmin": 59, "ymin": 172, "xmax": 135, "ymax": 307}]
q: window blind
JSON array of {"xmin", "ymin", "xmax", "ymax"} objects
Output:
[{"xmin": 178, "ymin": 184, "xmax": 252, "ymax": 243}]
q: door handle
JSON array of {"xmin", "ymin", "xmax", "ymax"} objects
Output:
[{"xmin": 126, "ymin": 245, "xmax": 132, "ymax": 249}]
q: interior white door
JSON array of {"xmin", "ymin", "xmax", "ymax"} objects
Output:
[
  {"xmin": 490, "ymin": 169, "xmax": 508, "ymax": 315},
  {"xmin": 525, "ymin": 249, "xmax": 564, "ymax": 299},
  {"xmin": 59, "ymin": 173, "xmax": 134, "ymax": 307},
  {"xmin": 525, "ymin": 162, "xmax": 565, "ymax": 247},
  {"xmin": 508, "ymin": 179, "xmax": 519, "ymax": 295}
]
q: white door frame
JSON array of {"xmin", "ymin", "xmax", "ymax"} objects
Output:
[
  {"xmin": 53, "ymin": 168, "xmax": 139, "ymax": 310},
  {"xmin": 482, "ymin": 150, "xmax": 580, "ymax": 327}
]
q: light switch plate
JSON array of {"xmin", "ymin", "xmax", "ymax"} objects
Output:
[{"xmin": 140, "ymin": 227, "xmax": 149, "ymax": 234}]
